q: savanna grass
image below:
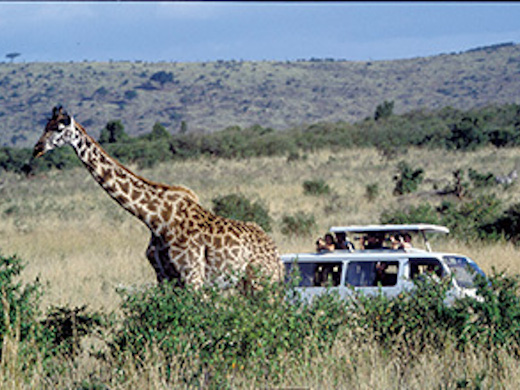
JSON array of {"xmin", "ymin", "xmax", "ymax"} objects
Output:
[{"xmin": 1, "ymin": 147, "xmax": 520, "ymax": 387}]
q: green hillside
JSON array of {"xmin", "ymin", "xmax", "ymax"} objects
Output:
[{"xmin": 2, "ymin": 42, "xmax": 520, "ymax": 148}]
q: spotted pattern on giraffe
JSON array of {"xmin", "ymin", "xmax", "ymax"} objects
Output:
[{"xmin": 33, "ymin": 107, "xmax": 282, "ymax": 290}]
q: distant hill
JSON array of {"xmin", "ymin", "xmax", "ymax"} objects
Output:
[{"xmin": 1, "ymin": 42, "xmax": 520, "ymax": 148}]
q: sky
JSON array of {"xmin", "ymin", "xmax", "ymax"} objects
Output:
[{"xmin": 1, "ymin": 2, "xmax": 520, "ymax": 63}]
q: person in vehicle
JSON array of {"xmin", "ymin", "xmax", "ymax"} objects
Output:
[
  {"xmin": 316, "ymin": 233, "xmax": 335, "ymax": 252},
  {"xmin": 334, "ymin": 231, "xmax": 355, "ymax": 250},
  {"xmin": 390, "ymin": 234, "xmax": 402, "ymax": 250},
  {"xmin": 360, "ymin": 233, "xmax": 384, "ymax": 249},
  {"xmin": 401, "ymin": 233, "xmax": 413, "ymax": 250},
  {"xmin": 390, "ymin": 233, "xmax": 413, "ymax": 251},
  {"xmin": 374, "ymin": 261, "xmax": 388, "ymax": 285}
]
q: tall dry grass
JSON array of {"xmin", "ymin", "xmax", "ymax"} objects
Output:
[
  {"xmin": 0, "ymin": 146, "xmax": 519, "ymax": 310},
  {"xmin": 0, "ymin": 146, "xmax": 520, "ymax": 388}
]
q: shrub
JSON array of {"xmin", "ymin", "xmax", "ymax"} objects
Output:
[
  {"xmin": 439, "ymin": 195, "xmax": 502, "ymax": 239},
  {"xmin": 98, "ymin": 120, "xmax": 130, "ymax": 144},
  {"xmin": 381, "ymin": 195, "xmax": 503, "ymax": 241},
  {"xmin": 454, "ymin": 270, "xmax": 520, "ymax": 353},
  {"xmin": 303, "ymin": 179, "xmax": 331, "ymax": 196},
  {"xmin": 374, "ymin": 100, "xmax": 394, "ymax": 121},
  {"xmin": 393, "ymin": 160, "xmax": 424, "ymax": 195},
  {"xmin": 40, "ymin": 305, "xmax": 104, "ymax": 357},
  {"xmin": 381, "ymin": 203, "xmax": 440, "ymax": 226},
  {"xmin": 352, "ymin": 271, "xmax": 520, "ymax": 357},
  {"xmin": 109, "ymin": 282, "xmax": 347, "ymax": 387},
  {"xmin": 150, "ymin": 71, "xmax": 174, "ymax": 86},
  {"xmin": 0, "ymin": 254, "xmax": 42, "ymax": 360},
  {"xmin": 280, "ymin": 211, "xmax": 317, "ymax": 237},
  {"xmin": 446, "ymin": 116, "xmax": 488, "ymax": 151},
  {"xmin": 352, "ymin": 276, "xmax": 462, "ymax": 355},
  {"xmin": 468, "ymin": 168, "xmax": 495, "ymax": 188},
  {"xmin": 365, "ymin": 183, "xmax": 379, "ymax": 202},
  {"xmin": 212, "ymin": 193, "xmax": 272, "ymax": 232},
  {"xmin": 480, "ymin": 202, "xmax": 520, "ymax": 243}
]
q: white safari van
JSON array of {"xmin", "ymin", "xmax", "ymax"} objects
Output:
[{"xmin": 281, "ymin": 224, "xmax": 486, "ymax": 304}]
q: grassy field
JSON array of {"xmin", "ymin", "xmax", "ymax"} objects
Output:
[
  {"xmin": 1, "ymin": 146, "xmax": 519, "ymax": 309},
  {"xmin": 0, "ymin": 146, "xmax": 520, "ymax": 388}
]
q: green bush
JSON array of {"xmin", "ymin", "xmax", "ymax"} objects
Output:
[
  {"xmin": 381, "ymin": 203, "xmax": 441, "ymax": 226},
  {"xmin": 392, "ymin": 160, "xmax": 424, "ymax": 195},
  {"xmin": 302, "ymin": 179, "xmax": 331, "ymax": 196},
  {"xmin": 106, "ymin": 270, "xmax": 520, "ymax": 387},
  {"xmin": 381, "ymin": 195, "xmax": 503, "ymax": 241},
  {"xmin": 212, "ymin": 193, "xmax": 272, "ymax": 233},
  {"xmin": 4, "ymin": 103, "xmax": 520, "ymax": 176},
  {"xmin": 280, "ymin": 211, "xmax": 317, "ymax": 237},
  {"xmin": 446, "ymin": 116, "xmax": 488, "ymax": 151},
  {"xmin": 352, "ymin": 277, "xmax": 463, "ymax": 355},
  {"xmin": 459, "ymin": 270, "xmax": 520, "ymax": 353},
  {"xmin": 365, "ymin": 183, "xmax": 379, "ymax": 202},
  {"xmin": 352, "ymin": 271, "xmax": 520, "ymax": 356},
  {"xmin": 467, "ymin": 168, "xmax": 495, "ymax": 189},
  {"xmin": 374, "ymin": 100, "xmax": 394, "ymax": 121},
  {"xmin": 480, "ymin": 202, "xmax": 520, "ymax": 243},
  {"xmin": 98, "ymin": 120, "xmax": 130, "ymax": 144},
  {"xmin": 439, "ymin": 195, "xmax": 502, "ymax": 239},
  {"xmin": 40, "ymin": 305, "xmax": 104, "ymax": 357},
  {"xmin": 110, "ymin": 282, "xmax": 347, "ymax": 387},
  {"xmin": 0, "ymin": 254, "xmax": 42, "ymax": 359}
]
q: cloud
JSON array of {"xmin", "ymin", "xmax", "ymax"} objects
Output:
[{"xmin": 0, "ymin": 3, "xmax": 96, "ymax": 28}]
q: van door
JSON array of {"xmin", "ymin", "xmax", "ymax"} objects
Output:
[{"xmin": 345, "ymin": 259, "xmax": 403, "ymax": 298}]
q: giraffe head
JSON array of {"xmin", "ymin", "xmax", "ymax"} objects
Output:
[{"xmin": 33, "ymin": 106, "xmax": 77, "ymax": 158}]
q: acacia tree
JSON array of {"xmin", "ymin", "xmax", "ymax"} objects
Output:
[
  {"xmin": 5, "ymin": 53, "xmax": 21, "ymax": 63},
  {"xmin": 98, "ymin": 120, "xmax": 129, "ymax": 144}
]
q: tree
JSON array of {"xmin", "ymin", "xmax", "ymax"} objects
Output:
[
  {"xmin": 374, "ymin": 100, "xmax": 394, "ymax": 121},
  {"xmin": 5, "ymin": 53, "xmax": 21, "ymax": 63},
  {"xmin": 150, "ymin": 71, "xmax": 174, "ymax": 86},
  {"xmin": 180, "ymin": 121, "xmax": 188, "ymax": 134},
  {"xmin": 446, "ymin": 116, "xmax": 488, "ymax": 151},
  {"xmin": 98, "ymin": 120, "xmax": 129, "ymax": 144},
  {"xmin": 150, "ymin": 122, "xmax": 170, "ymax": 140}
]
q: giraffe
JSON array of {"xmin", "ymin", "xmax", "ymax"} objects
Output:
[{"xmin": 32, "ymin": 107, "xmax": 282, "ymax": 290}]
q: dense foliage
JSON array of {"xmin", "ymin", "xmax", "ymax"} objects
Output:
[
  {"xmin": 211, "ymin": 193, "xmax": 273, "ymax": 233},
  {"xmin": 4, "ymin": 251, "xmax": 520, "ymax": 388},
  {"xmin": 2, "ymin": 102, "xmax": 520, "ymax": 176}
]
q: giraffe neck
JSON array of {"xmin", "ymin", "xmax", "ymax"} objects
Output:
[{"xmin": 69, "ymin": 123, "xmax": 195, "ymax": 230}]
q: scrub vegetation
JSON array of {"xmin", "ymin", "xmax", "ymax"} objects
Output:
[
  {"xmin": 2, "ymin": 43, "xmax": 520, "ymax": 387},
  {"xmin": 1, "ymin": 139, "xmax": 520, "ymax": 387},
  {"xmin": 1, "ymin": 42, "xmax": 520, "ymax": 148}
]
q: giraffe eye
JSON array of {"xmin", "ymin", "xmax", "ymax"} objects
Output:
[{"xmin": 61, "ymin": 116, "xmax": 71, "ymax": 126}]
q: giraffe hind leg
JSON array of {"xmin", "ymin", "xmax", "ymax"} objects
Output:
[{"xmin": 146, "ymin": 234, "xmax": 168, "ymax": 283}]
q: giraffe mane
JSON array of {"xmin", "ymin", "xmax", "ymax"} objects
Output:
[{"xmin": 74, "ymin": 121, "xmax": 200, "ymax": 203}]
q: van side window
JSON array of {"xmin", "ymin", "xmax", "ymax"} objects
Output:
[
  {"xmin": 409, "ymin": 258, "xmax": 444, "ymax": 279},
  {"xmin": 346, "ymin": 261, "xmax": 399, "ymax": 287},
  {"xmin": 285, "ymin": 262, "xmax": 342, "ymax": 287}
]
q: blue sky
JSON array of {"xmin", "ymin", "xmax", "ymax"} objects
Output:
[{"xmin": 1, "ymin": 2, "xmax": 520, "ymax": 63}]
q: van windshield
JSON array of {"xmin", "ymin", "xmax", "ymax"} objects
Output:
[{"xmin": 443, "ymin": 256, "xmax": 486, "ymax": 288}]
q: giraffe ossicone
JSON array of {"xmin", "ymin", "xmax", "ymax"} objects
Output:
[{"xmin": 33, "ymin": 107, "xmax": 282, "ymax": 290}]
